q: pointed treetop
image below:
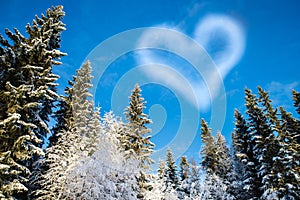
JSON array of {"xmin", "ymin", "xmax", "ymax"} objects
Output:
[
  {"xmin": 292, "ymin": 90, "xmax": 300, "ymax": 115},
  {"xmin": 125, "ymin": 83, "xmax": 152, "ymax": 126}
]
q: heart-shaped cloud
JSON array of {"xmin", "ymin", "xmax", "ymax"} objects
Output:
[{"xmin": 135, "ymin": 14, "xmax": 246, "ymax": 112}]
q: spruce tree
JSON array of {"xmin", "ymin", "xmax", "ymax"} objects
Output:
[
  {"xmin": 292, "ymin": 90, "xmax": 300, "ymax": 115},
  {"xmin": 244, "ymin": 88, "xmax": 275, "ymax": 198},
  {"xmin": 158, "ymin": 160, "xmax": 166, "ymax": 180},
  {"xmin": 165, "ymin": 148, "xmax": 179, "ymax": 190},
  {"xmin": 188, "ymin": 159, "xmax": 201, "ymax": 198},
  {"xmin": 256, "ymin": 87, "xmax": 282, "ymax": 195},
  {"xmin": 232, "ymin": 109, "xmax": 256, "ymax": 199},
  {"xmin": 0, "ymin": 6, "xmax": 66, "ymax": 199},
  {"xmin": 50, "ymin": 83, "xmax": 73, "ymax": 145},
  {"xmin": 215, "ymin": 132, "xmax": 233, "ymax": 180},
  {"xmin": 123, "ymin": 84, "xmax": 155, "ymax": 169},
  {"xmin": 29, "ymin": 61, "xmax": 99, "ymax": 199},
  {"xmin": 200, "ymin": 119, "xmax": 218, "ymax": 174},
  {"xmin": 268, "ymin": 107, "xmax": 300, "ymax": 199},
  {"xmin": 123, "ymin": 84, "xmax": 155, "ymax": 198},
  {"xmin": 178, "ymin": 156, "xmax": 191, "ymax": 198},
  {"xmin": 179, "ymin": 156, "xmax": 190, "ymax": 182},
  {"xmin": 66, "ymin": 111, "xmax": 139, "ymax": 199}
]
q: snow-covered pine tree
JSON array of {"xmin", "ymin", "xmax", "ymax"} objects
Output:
[
  {"xmin": 215, "ymin": 132, "xmax": 233, "ymax": 181},
  {"xmin": 215, "ymin": 132, "xmax": 237, "ymax": 198},
  {"xmin": 292, "ymin": 90, "xmax": 300, "ymax": 115},
  {"xmin": 178, "ymin": 156, "xmax": 191, "ymax": 198},
  {"xmin": 143, "ymin": 159, "xmax": 167, "ymax": 199},
  {"xmin": 179, "ymin": 156, "xmax": 190, "ymax": 182},
  {"xmin": 158, "ymin": 159, "xmax": 166, "ymax": 180},
  {"xmin": 123, "ymin": 84, "xmax": 155, "ymax": 169},
  {"xmin": 188, "ymin": 159, "xmax": 202, "ymax": 198},
  {"xmin": 200, "ymin": 119, "xmax": 218, "ymax": 175},
  {"xmin": 292, "ymin": 89, "xmax": 300, "ymax": 144},
  {"xmin": 123, "ymin": 84, "xmax": 155, "ymax": 198},
  {"xmin": 29, "ymin": 61, "xmax": 100, "ymax": 199},
  {"xmin": 29, "ymin": 81, "xmax": 73, "ymax": 199},
  {"xmin": 70, "ymin": 61, "xmax": 98, "ymax": 156},
  {"xmin": 0, "ymin": 6, "xmax": 66, "ymax": 199},
  {"xmin": 257, "ymin": 87, "xmax": 284, "ymax": 196},
  {"xmin": 200, "ymin": 172, "xmax": 234, "ymax": 200},
  {"xmin": 266, "ymin": 107, "xmax": 300, "ymax": 199},
  {"xmin": 143, "ymin": 174, "xmax": 165, "ymax": 200},
  {"xmin": 245, "ymin": 88, "xmax": 275, "ymax": 199},
  {"xmin": 200, "ymin": 119, "xmax": 235, "ymax": 199},
  {"xmin": 165, "ymin": 148, "xmax": 179, "ymax": 191},
  {"xmin": 232, "ymin": 109, "xmax": 256, "ymax": 199},
  {"xmin": 66, "ymin": 111, "xmax": 139, "ymax": 199}
]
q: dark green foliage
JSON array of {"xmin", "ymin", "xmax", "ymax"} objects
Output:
[
  {"xmin": 232, "ymin": 109, "xmax": 258, "ymax": 199},
  {"xmin": 232, "ymin": 87, "xmax": 300, "ymax": 200}
]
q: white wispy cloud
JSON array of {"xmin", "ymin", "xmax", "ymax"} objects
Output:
[
  {"xmin": 194, "ymin": 14, "xmax": 246, "ymax": 78},
  {"xmin": 134, "ymin": 14, "xmax": 246, "ymax": 112},
  {"xmin": 134, "ymin": 27, "xmax": 212, "ymax": 111}
]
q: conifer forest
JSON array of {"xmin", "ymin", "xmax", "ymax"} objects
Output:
[{"xmin": 0, "ymin": 5, "xmax": 299, "ymax": 200}]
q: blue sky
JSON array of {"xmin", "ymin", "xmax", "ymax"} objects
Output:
[{"xmin": 1, "ymin": 0, "xmax": 300, "ymax": 164}]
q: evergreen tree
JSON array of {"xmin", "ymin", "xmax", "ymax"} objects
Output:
[
  {"xmin": 232, "ymin": 88, "xmax": 300, "ymax": 199},
  {"xmin": 165, "ymin": 148, "xmax": 179, "ymax": 191},
  {"xmin": 0, "ymin": 6, "xmax": 66, "ymax": 199},
  {"xmin": 179, "ymin": 156, "xmax": 189, "ymax": 182},
  {"xmin": 29, "ymin": 61, "xmax": 99, "ymax": 199},
  {"xmin": 123, "ymin": 84, "xmax": 155, "ymax": 169},
  {"xmin": 50, "ymin": 83, "xmax": 73, "ymax": 145},
  {"xmin": 215, "ymin": 132, "xmax": 233, "ymax": 180},
  {"xmin": 256, "ymin": 87, "xmax": 281, "ymax": 195},
  {"xmin": 123, "ymin": 84, "xmax": 155, "ymax": 198},
  {"xmin": 266, "ymin": 107, "xmax": 300, "ymax": 199},
  {"xmin": 200, "ymin": 119, "xmax": 218, "ymax": 175},
  {"xmin": 292, "ymin": 90, "xmax": 300, "ymax": 115},
  {"xmin": 66, "ymin": 111, "xmax": 139, "ymax": 199},
  {"xmin": 200, "ymin": 172, "xmax": 234, "ymax": 200},
  {"xmin": 244, "ymin": 88, "xmax": 275, "ymax": 199},
  {"xmin": 158, "ymin": 160, "xmax": 166, "ymax": 180},
  {"xmin": 200, "ymin": 119, "xmax": 235, "ymax": 199},
  {"xmin": 188, "ymin": 159, "xmax": 201, "ymax": 198},
  {"xmin": 178, "ymin": 156, "xmax": 190, "ymax": 198},
  {"xmin": 232, "ymin": 109, "xmax": 256, "ymax": 199}
]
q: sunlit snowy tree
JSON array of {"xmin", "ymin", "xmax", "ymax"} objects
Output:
[
  {"xmin": 29, "ymin": 61, "xmax": 99, "ymax": 199},
  {"xmin": 215, "ymin": 132, "xmax": 233, "ymax": 181},
  {"xmin": 263, "ymin": 107, "xmax": 300, "ymax": 199},
  {"xmin": 66, "ymin": 111, "xmax": 140, "ymax": 199},
  {"xmin": 0, "ymin": 6, "xmax": 66, "ymax": 199},
  {"xmin": 200, "ymin": 119, "xmax": 218, "ymax": 175},
  {"xmin": 123, "ymin": 84, "xmax": 155, "ymax": 168},
  {"xmin": 123, "ymin": 84, "xmax": 155, "ymax": 198},
  {"xmin": 178, "ymin": 156, "xmax": 190, "ymax": 198}
]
